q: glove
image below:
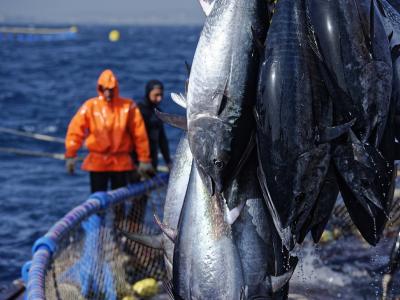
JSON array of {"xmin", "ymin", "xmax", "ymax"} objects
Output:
[
  {"xmin": 138, "ymin": 162, "xmax": 155, "ymax": 178},
  {"xmin": 66, "ymin": 158, "xmax": 76, "ymax": 175}
]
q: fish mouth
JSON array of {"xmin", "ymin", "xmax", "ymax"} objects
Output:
[
  {"xmin": 196, "ymin": 166, "xmax": 223, "ymax": 196},
  {"xmin": 193, "ymin": 131, "xmax": 256, "ymax": 196},
  {"xmin": 213, "ymin": 178, "xmax": 224, "ymax": 195}
]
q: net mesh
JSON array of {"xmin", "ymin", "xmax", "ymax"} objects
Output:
[{"xmin": 43, "ymin": 188, "xmax": 167, "ymax": 300}]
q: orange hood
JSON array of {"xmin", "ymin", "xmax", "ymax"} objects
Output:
[{"xmin": 97, "ymin": 69, "xmax": 119, "ymax": 100}]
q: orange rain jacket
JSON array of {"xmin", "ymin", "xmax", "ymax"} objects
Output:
[{"xmin": 65, "ymin": 70, "xmax": 151, "ymax": 172}]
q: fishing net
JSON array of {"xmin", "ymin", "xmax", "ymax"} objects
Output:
[{"xmin": 36, "ymin": 180, "xmax": 168, "ymax": 300}]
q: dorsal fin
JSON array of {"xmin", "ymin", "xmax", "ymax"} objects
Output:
[
  {"xmin": 198, "ymin": 0, "xmax": 216, "ymax": 16},
  {"xmin": 119, "ymin": 230, "xmax": 163, "ymax": 249},
  {"xmin": 318, "ymin": 118, "xmax": 356, "ymax": 143}
]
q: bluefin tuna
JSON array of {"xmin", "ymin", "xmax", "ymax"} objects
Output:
[
  {"xmin": 184, "ymin": 0, "xmax": 268, "ymax": 195},
  {"xmin": 172, "ymin": 163, "xmax": 244, "ymax": 299},
  {"xmin": 161, "ymin": 135, "xmax": 192, "ymax": 279},
  {"xmin": 228, "ymin": 153, "xmax": 298, "ymax": 299},
  {"xmin": 307, "ymin": 0, "xmax": 395, "ymax": 245},
  {"xmin": 172, "ymin": 153, "xmax": 298, "ymax": 299},
  {"xmin": 255, "ymin": 0, "xmax": 340, "ymax": 248},
  {"xmin": 376, "ymin": 0, "xmax": 400, "ymax": 159}
]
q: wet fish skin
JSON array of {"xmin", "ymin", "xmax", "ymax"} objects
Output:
[
  {"xmin": 375, "ymin": 0, "xmax": 398, "ymax": 217},
  {"xmin": 387, "ymin": 0, "xmax": 400, "ymax": 12},
  {"xmin": 162, "ymin": 135, "xmax": 193, "ymax": 279},
  {"xmin": 171, "ymin": 148, "xmax": 296, "ymax": 299},
  {"xmin": 295, "ymin": 165, "xmax": 339, "ymax": 244},
  {"xmin": 297, "ymin": 98, "xmax": 339, "ymax": 244},
  {"xmin": 376, "ymin": 0, "xmax": 400, "ymax": 159},
  {"xmin": 256, "ymin": 0, "xmax": 331, "ymax": 247},
  {"xmin": 379, "ymin": 0, "xmax": 400, "ymax": 48},
  {"xmin": 306, "ymin": 0, "xmax": 395, "ymax": 245},
  {"xmin": 307, "ymin": 0, "xmax": 392, "ymax": 144},
  {"xmin": 187, "ymin": 0, "xmax": 268, "ymax": 195},
  {"xmin": 230, "ymin": 153, "xmax": 295, "ymax": 299},
  {"xmin": 332, "ymin": 130, "xmax": 395, "ymax": 245},
  {"xmin": 172, "ymin": 163, "xmax": 244, "ymax": 299}
]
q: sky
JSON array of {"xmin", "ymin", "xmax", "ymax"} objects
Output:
[{"xmin": 0, "ymin": 0, "xmax": 205, "ymax": 25}]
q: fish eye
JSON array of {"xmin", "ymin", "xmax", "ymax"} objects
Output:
[{"xmin": 213, "ymin": 159, "xmax": 224, "ymax": 169}]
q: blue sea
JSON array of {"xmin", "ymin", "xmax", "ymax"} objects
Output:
[{"xmin": 0, "ymin": 25, "xmax": 199, "ymax": 284}]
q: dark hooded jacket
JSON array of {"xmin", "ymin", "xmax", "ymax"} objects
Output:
[{"xmin": 136, "ymin": 80, "xmax": 171, "ymax": 169}]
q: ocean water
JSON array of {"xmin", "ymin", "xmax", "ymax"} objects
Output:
[{"xmin": 0, "ymin": 25, "xmax": 199, "ymax": 284}]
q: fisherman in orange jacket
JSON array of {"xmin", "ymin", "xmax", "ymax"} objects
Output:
[{"xmin": 65, "ymin": 69, "xmax": 154, "ymax": 192}]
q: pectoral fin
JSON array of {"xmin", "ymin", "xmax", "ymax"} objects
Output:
[
  {"xmin": 171, "ymin": 92, "xmax": 187, "ymax": 109},
  {"xmin": 155, "ymin": 109, "xmax": 187, "ymax": 130},
  {"xmin": 119, "ymin": 230, "xmax": 163, "ymax": 249},
  {"xmin": 318, "ymin": 118, "xmax": 356, "ymax": 143}
]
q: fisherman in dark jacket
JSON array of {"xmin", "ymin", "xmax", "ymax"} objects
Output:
[{"xmin": 136, "ymin": 80, "xmax": 172, "ymax": 172}]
